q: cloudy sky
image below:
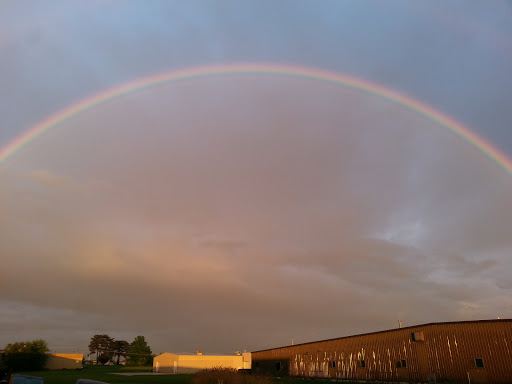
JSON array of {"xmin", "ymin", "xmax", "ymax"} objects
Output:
[{"xmin": 1, "ymin": 1, "xmax": 512, "ymax": 356}]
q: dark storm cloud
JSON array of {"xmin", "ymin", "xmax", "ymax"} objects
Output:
[{"xmin": 1, "ymin": 1, "xmax": 512, "ymax": 354}]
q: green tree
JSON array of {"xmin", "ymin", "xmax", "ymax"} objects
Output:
[
  {"xmin": 97, "ymin": 353, "xmax": 111, "ymax": 365},
  {"xmin": 126, "ymin": 336, "xmax": 153, "ymax": 366},
  {"xmin": 1, "ymin": 339, "xmax": 49, "ymax": 371},
  {"xmin": 88, "ymin": 335, "xmax": 114, "ymax": 365},
  {"xmin": 113, "ymin": 340, "xmax": 129, "ymax": 365}
]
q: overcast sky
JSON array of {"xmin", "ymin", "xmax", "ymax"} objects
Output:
[{"xmin": 1, "ymin": 1, "xmax": 512, "ymax": 356}]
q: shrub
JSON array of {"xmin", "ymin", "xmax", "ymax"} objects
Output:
[{"xmin": 1, "ymin": 340, "xmax": 49, "ymax": 371}]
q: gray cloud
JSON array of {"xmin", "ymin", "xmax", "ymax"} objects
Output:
[
  {"xmin": 2, "ymin": 74, "xmax": 512, "ymax": 354},
  {"xmin": 1, "ymin": 1, "xmax": 511, "ymax": 355}
]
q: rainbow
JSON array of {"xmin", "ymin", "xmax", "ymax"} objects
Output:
[{"xmin": 1, "ymin": 63, "xmax": 511, "ymax": 175}]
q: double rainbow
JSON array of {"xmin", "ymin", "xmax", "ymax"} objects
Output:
[{"xmin": 1, "ymin": 63, "xmax": 511, "ymax": 175}]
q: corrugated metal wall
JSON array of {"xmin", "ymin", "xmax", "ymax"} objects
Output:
[
  {"xmin": 251, "ymin": 320, "xmax": 512, "ymax": 383},
  {"xmin": 45, "ymin": 354, "xmax": 83, "ymax": 370}
]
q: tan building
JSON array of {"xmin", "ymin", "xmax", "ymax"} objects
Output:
[
  {"xmin": 252, "ymin": 319, "xmax": 512, "ymax": 384},
  {"xmin": 153, "ymin": 352, "xmax": 251, "ymax": 374},
  {"xmin": 45, "ymin": 354, "xmax": 83, "ymax": 370}
]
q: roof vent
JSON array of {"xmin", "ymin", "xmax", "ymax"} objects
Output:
[{"xmin": 411, "ymin": 331, "xmax": 425, "ymax": 342}]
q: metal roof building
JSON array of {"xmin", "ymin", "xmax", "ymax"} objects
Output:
[{"xmin": 251, "ymin": 319, "xmax": 512, "ymax": 383}]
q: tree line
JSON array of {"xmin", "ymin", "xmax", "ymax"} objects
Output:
[
  {"xmin": 0, "ymin": 339, "xmax": 49, "ymax": 371},
  {"xmin": 0, "ymin": 335, "xmax": 153, "ymax": 372},
  {"xmin": 88, "ymin": 334, "xmax": 153, "ymax": 366}
]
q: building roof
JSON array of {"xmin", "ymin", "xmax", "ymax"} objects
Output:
[
  {"xmin": 49, "ymin": 353, "xmax": 84, "ymax": 359},
  {"xmin": 251, "ymin": 318, "xmax": 512, "ymax": 353}
]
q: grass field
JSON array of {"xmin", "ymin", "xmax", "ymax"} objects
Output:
[
  {"xmin": 18, "ymin": 366, "xmax": 192, "ymax": 384},
  {"xmin": 17, "ymin": 366, "xmax": 359, "ymax": 384}
]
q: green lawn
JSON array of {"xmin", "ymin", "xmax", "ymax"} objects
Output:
[
  {"xmin": 16, "ymin": 367, "xmax": 358, "ymax": 384},
  {"xmin": 18, "ymin": 366, "xmax": 192, "ymax": 384}
]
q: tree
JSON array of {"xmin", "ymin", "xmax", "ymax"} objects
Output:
[
  {"xmin": 126, "ymin": 336, "xmax": 153, "ymax": 366},
  {"xmin": 88, "ymin": 335, "xmax": 114, "ymax": 365},
  {"xmin": 1, "ymin": 339, "xmax": 49, "ymax": 371},
  {"xmin": 97, "ymin": 353, "xmax": 112, "ymax": 365},
  {"xmin": 112, "ymin": 340, "xmax": 129, "ymax": 365}
]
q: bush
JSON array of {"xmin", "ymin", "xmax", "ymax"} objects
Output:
[
  {"xmin": 192, "ymin": 368, "xmax": 269, "ymax": 384},
  {"xmin": 1, "ymin": 340, "xmax": 49, "ymax": 372}
]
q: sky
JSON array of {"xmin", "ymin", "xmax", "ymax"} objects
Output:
[{"xmin": 1, "ymin": 1, "xmax": 512, "ymax": 356}]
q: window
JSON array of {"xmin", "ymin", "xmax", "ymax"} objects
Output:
[
  {"xmin": 360, "ymin": 360, "xmax": 366, "ymax": 368},
  {"xmin": 475, "ymin": 359, "xmax": 484, "ymax": 368},
  {"xmin": 401, "ymin": 360, "xmax": 407, "ymax": 368},
  {"xmin": 276, "ymin": 362, "xmax": 281, "ymax": 371},
  {"xmin": 331, "ymin": 361, "xmax": 336, "ymax": 368}
]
